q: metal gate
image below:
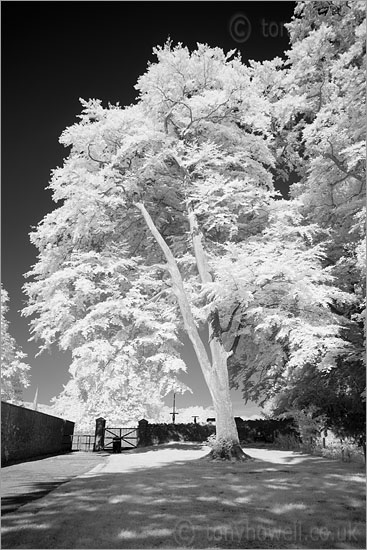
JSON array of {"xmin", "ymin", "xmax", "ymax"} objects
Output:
[
  {"xmin": 72, "ymin": 434, "xmax": 95, "ymax": 452},
  {"xmin": 103, "ymin": 427, "xmax": 138, "ymax": 451}
]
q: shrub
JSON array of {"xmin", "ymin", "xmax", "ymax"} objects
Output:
[
  {"xmin": 314, "ymin": 437, "xmax": 365, "ymax": 463},
  {"xmin": 273, "ymin": 433, "xmax": 301, "ymax": 451},
  {"xmin": 143, "ymin": 422, "xmax": 215, "ymax": 446}
]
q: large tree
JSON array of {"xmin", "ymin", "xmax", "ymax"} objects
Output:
[
  {"xmin": 24, "ymin": 41, "xmax": 352, "ymax": 459},
  {"xmin": 1, "ymin": 285, "xmax": 31, "ymax": 403}
]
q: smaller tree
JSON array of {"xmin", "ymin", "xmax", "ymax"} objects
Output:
[
  {"xmin": 1, "ymin": 285, "xmax": 31, "ymax": 404},
  {"xmin": 266, "ymin": 357, "xmax": 366, "ymax": 452}
]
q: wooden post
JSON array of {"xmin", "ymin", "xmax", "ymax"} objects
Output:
[{"xmin": 94, "ymin": 417, "xmax": 106, "ymax": 451}]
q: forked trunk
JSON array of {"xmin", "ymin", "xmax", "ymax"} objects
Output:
[
  {"xmin": 136, "ymin": 201, "xmax": 251, "ymax": 461},
  {"xmin": 187, "ymin": 204, "xmax": 251, "ymax": 460}
]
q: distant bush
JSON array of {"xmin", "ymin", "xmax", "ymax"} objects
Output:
[
  {"xmin": 273, "ymin": 427, "xmax": 365, "ymax": 464},
  {"xmin": 235, "ymin": 418, "xmax": 298, "ymax": 444},
  {"xmin": 273, "ymin": 433, "xmax": 301, "ymax": 451},
  {"xmin": 313, "ymin": 437, "xmax": 365, "ymax": 464},
  {"xmin": 140, "ymin": 422, "xmax": 215, "ymax": 446},
  {"xmin": 138, "ymin": 418, "xmax": 299, "ymax": 448}
]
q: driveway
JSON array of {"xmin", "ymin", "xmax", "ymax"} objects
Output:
[{"xmin": 1, "ymin": 451, "xmax": 108, "ymax": 515}]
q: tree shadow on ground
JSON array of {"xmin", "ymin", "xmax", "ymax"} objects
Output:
[
  {"xmin": 1, "ymin": 482, "xmax": 68, "ymax": 516},
  {"xmin": 2, "ymin": 448, "xmax": 365, "ymax": 549},
  {"xmin": 121, "ymin": 442, "xmax": 206, "ymax": 454},
  {"xmin": 1, "ymin": 451, "xmax": 109, "ymax": 517}
]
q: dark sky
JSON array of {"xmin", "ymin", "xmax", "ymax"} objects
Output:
[{"xmin": 2, "ymin": 1, "xmax": 296, "ymax": 415}]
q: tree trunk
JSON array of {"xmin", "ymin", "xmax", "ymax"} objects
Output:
[
  {"xmin": 187, "ymin": 205, "xmax": 251, "ymax": 460},
  {"xmin": 136, "ymin": 202, "xmax": 251, "ymax": 461}
]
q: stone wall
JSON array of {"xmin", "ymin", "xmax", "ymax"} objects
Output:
[{"xmin": 1, "ymin": 401, "xmax": 74, "ymax": 466}]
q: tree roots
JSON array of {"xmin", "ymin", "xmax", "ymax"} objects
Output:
[{"xmin": 205, "ymin": 441, "xmax": 253, "ymax": 462}]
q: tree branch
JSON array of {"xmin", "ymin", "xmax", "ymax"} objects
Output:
[
  {"xmin": 221, "ymin": 303, "xmax": 242, "ymax": 334},
  {"xmin": 135, "ymin": 202, "xmax": 216, "ymax": 387},
  {"xmin": 87, "ymin": 144, "xmax": 106, "ymax": 167},
  {"xmin": 326, "ymin": 139, "xmax": 364, "ymax": 184}
]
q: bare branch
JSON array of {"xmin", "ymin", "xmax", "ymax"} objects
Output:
[
  {"xmin": 221, "ymin": 303, "xmax": 242, "ymax": 334},
  {"xmin": 326, "ymin": 139, "xmax": 364, "ymax": 184},
  {"xmin": 87, "ymin": 144, "xmax": 106, "ymax": 167}
]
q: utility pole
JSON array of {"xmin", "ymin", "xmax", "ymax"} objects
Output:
[{"xmin": 170, "ymin": 392, "xmax": 179, "ymax": 424}]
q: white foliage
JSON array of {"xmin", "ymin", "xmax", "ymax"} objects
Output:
[
  {"xmin": 22, "ymin": 39, "xmax": 362, "ymax": 423},
  {"xmin": 1, "ymin": 286, "xmax": 31, "ymax": 403}
]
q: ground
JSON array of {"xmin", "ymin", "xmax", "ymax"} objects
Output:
[
  {"xmin": 1, "ymin": 443, "xmax": 365, "ymax": 549},
  {"xmin": 1, "ymin": 452, "xmax": 108, "ymax": 515}
]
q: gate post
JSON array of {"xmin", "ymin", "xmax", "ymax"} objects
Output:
[
  {"xmin": 138, "ymin": 419, "xmax": 149, "ymax": 447},
  {"xmin": 94, "ymin": 417, "xmax": 106, "ymax": 451}
]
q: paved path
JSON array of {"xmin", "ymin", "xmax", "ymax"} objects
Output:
[{"xmin": 1, "ymin": 451, "xmax": 108, "ymax": 515}]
